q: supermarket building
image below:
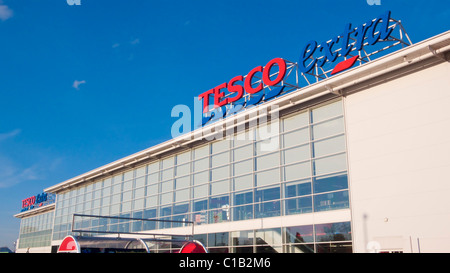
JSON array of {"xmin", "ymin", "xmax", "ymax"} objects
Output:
[{"xmin": 14, "ymin": 12, "xmax": 450, "ymax": 253}]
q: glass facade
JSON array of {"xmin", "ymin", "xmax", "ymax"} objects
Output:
[
  {"xmin": 18, "ymin": 211, "xmax": 54, "ymax": 249},
  {"xmin": 51, "ymin": 99, "xmax": 351, "ymax": 252}
]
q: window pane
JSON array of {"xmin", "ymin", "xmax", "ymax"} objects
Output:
[
  {"xmin": 175, "ymin": 188, "xmax": 190, "ymax": 202},
  {"xmin": 173, "ymin": 202, "xmax": 189, "ymax": 215},
  {"xmin": 313, "ymin": 153, "xmax": 347, "ymax": 175},
  {"xmin": 143, "ymin": 208, "xmax": 157, "ymax": 230},
  {"xmin": 103, "ymin": 178, "xmax": 112, "ymax": 187},
  {"xmin": 160, "ymin": 206, "xmax": 172, "ymax": 217},
  {"xmin": 110, "ymin": 204, "xmax": 120, "ymax": 214},
  {"xmin": 256, "ymin": 121, "xmax": 278, "ymax": 140},
  {"xmin": 212, "ymin": 140, "xmax": 231, "ymax": 154},
  {"xmin": 234, "ymin": 175, "xmax": 253, "ymax": 191},
  {"xmin": 234, "ymin": 130, "xmax": 254, "ymax": 147},
  {"xmin": 148, "ymin": 162, "xmax": 159, "ymax": 174},
  {"xmin": 211, "ymin": 180, "xmax": 230, "ymax": 195},
  {"xmin": 313, "ymin": 172, "xmax": 348, "ymax": 194},
  {"xmin": 315, "ymin": 221, "xmax": 352, "ymax": 242},
  {"xmin": 160, "ymin": 180, "xmax": 173, "ymax": 192},
  {"xmin": 176, "ymin": 151, "xmax": 190, "ymax": 164},
  {"xmin": 102, "ymin": 187, "xmax": 111, "ymax": 197},
  {"xmin": 212, "ymin": 151, "xmax": 229, "ymax": 167},
  {"xmin": 193, "ymin": 185, "xmax": 208, "ymax": 199},
  {"xmin": 112, "ymin": 184, "xmax": 121, "ymax": 194},
  {"xmin": 175, "ymin": 176, "xmax": 190, "ymax": 189},
  {"xmin": 146, "ymin": 184, "xmax": 157, "ymax": 196},
  {"xmin": 145, "ymin": 196, "xmax": 157, "ymax": 207},
  {"xmin": 231, "ymin": 230, "xmax": 254, "ymax": 246},
  {"xmin": 122, "ymin": 190, "xmax": 132, "ymax": 201},
  {"xmin": 160, "ymin": 192, "xmax": 173, "ymax": 205},
  {"xmin": 284, "ymin": 179, "xmax": 311, "ymax": 197},
  {"xmin": 134, "ymin": 187, "xmax": 145, "ymax": 199},
  {"xmin": 209, "ymin": 195, "xmax": 230, "ymax": 209},
  {"xmin": 124, "ymin": 170, "xmax": 133, "ymax": 181},
  {"xmin": 316, "ymin": 242, "xmax": 352, "ymax": 253},
  {"xmin": 211, "ymin": 165, "xmax": 229, "ymax": 181},
  {"xmin": 314, "ymin": 191, "xmax": 349, "ymax": 212},
  {"xmin": 256, "ymin": 152, "xmax": 279, "ymax": 171},
  {"xmin": 123, "ymin": 180, "xmax": 132, "ymax": 191},
  {"xmin": 256, "ymin": 137, "xmax": 279, "ymax": 155},
  {"xmin": 193, "ymin": 211, "xmax": 207, "ymax": 225},
  {"xmin": 255, "ymin": 228, "xmax": 282, "ymax": 246},
  {"xmin": 233, "ymin": 159, "xmax": 253, "ymax": 176},
  {"xmin": 255, "ymin": 186, "xmax": 280, "ymax": 202},
  {"xmin": 283, "ymin": 161, "xmax": 311, "ymax": 181},
  {"xmin": 193, "ymin": 234, "xmax": 207, "ymax": 246},
  {"xmin": 162, "ymin": 156, "xmax": 175, "ymax": 169},
  {"xmin": 113, "ymin": 174, "xmax": 122, "ymax": 184},
  {"xmin": 161, "ymin": 168, "xmax": 174, "ymax": 181},
  {"xmin": 311, "ymin": 117, "xmax": 344, "ymax": 140},
  {"xmin": 234, "ymin": 190, "xmax": 253, "ymax": 205},
  {"xmin": 194, "ymin": 145, "xmax": 209, "ymax": 159},
  {"xmin": 283, "ymin": 112, "xmax": 308, "ymax": 132},
  {"xmin": 311, "ymin": 101, "xmax": 343, "ymax": 123},
  {"xmin": 285, "ymin": 196, "xmax": 312, "ymax": 215},
  {"xmin": 193, "ymin": 199, "xmax": 208, "ymax": 212},
  {"xmin": 111, "ymin": 194, "xmax": 120, "ymax": 204},
  {"xmin": 147, "ymin": 173, "xmax": 158, "ymax": 185},
  {"xmin": 313, "ymin": 135, "xmax": 346, "ymax": 158},
  {"xmin": 209, "ymin": 196, "xmax": 230, "ymax": 223},
  {"xmin": 133, "ymin": 198, "xmax": 144, "ymax": 210},
  {"xmin": 233, "ymin": 144, "xmax": 253, "ymax": 161},
  {"xmin": 176, "ymin": 163, "xmax": 190, "ymax": 176},
  {"xmin": 285, "ymin": 225, "xmax": 314, "ymax": 243},
  {"xmin": 121, "ymin": 201, "xmax": 131, "ymax": 212},
  {"xmin": 208, "ymin": 232, "xmax": 229, "ymax": 247},
  {"xmin": 255, "ymin": 201, "xmax": 280, "ymax": 218},
  {"xmin": 283, "ymin": 128, "xmax": 309, "ymax": 148},
  {"xmin": 283, "ymin": 144, "xmax": 310, "ymax": 164},
  {"xmin": 194, "ymin": 158, "xmax": 209, "ymax": 172},
  {"xmin": 193, "ymin": 171, "xmax": 208, "ymax": 185},
  {"xmin": 233, "ymin": 205, "xmax": 253, "ymax": 221},
  {"xmin": 135, "ymin": 177, "xmax": 146, "ymax": 188},
  {"xmin": 256, "ymin": 168, "xmax": 280, "ymax": 187}
]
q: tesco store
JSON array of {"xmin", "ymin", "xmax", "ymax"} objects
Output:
[{"xmin": 14, "ymin": 11, "xmax": 450, "ymax": 253}]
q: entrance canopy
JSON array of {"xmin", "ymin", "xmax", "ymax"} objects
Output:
[
  {"xmin": 57, "ymin": 214, "xmax": 207, "ymax": 253},
  {"xmin": 57, "ymin": 235, "xmax": 207, "ymax": 253}
]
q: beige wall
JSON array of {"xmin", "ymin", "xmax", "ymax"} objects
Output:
[{"xmin": 345, "ymin": 61, "xmax": 450, "ymax": 252}]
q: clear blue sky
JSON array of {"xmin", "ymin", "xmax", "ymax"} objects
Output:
[{"xmin": 0, "ymin": 0, "xmax": 448, "ymax": 250}]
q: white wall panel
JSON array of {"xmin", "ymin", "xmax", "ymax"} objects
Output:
[{"xmin": 345, "ymin": 61, "xmax": 450, "ymax": 252}]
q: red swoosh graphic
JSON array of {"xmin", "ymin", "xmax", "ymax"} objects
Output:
[{"xmin": 331, "ymin": 56, "xmax": 358, "ymax": 75}]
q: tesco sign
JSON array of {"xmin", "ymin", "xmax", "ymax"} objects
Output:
[
  {"xmin": 20, "ymin": 192, "xmax": 55, "ymax": 212},
  {"xmin": 198, "ymin": 57, "xmax": 286, "ymax": 114},
  {"xmin": 197, "ymin": 11, "xmax": 393, "ymax": 127}
]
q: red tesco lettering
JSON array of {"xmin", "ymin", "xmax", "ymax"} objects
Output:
[
  {"xmin": 22, "ymin": 196, "xmax": 36, "ymax": 208},
  {"xmin": 198, "ymin": 58, "xmax": 286, "ymax": 113}
]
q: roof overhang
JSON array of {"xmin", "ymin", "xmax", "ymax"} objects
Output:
[{"xmin": 14, "ymin": 203, "xmax": 56, "ymax": 219}]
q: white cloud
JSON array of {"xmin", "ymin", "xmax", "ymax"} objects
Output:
[
  {"xmin": 0, "ymin": 157, "xmax": 40, "ymax": 188},
  {"xmin": 112, "ymin": 43, "xmax": 120, "ymax": 48},
  {"xmin": 72, "ymin": 80, "xmax": 86, "ymax": 90},
  {"xmin": 0, "ymin": 129, "xmax": 21, "ymax": 142},
  {"xmin": 0, "ymin": 128, "xmax": 64, "ymax": 189},
  {"xmin": 0, "ymin": 130, "xmax": 39, "ymax": 188},
  {"xmin": 0, "ymin": 2, "xmax": 13, "ymax": 21},
  {"xmin": 130, "ymin": 38, "xmax": 140, "ymax": 45}
]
